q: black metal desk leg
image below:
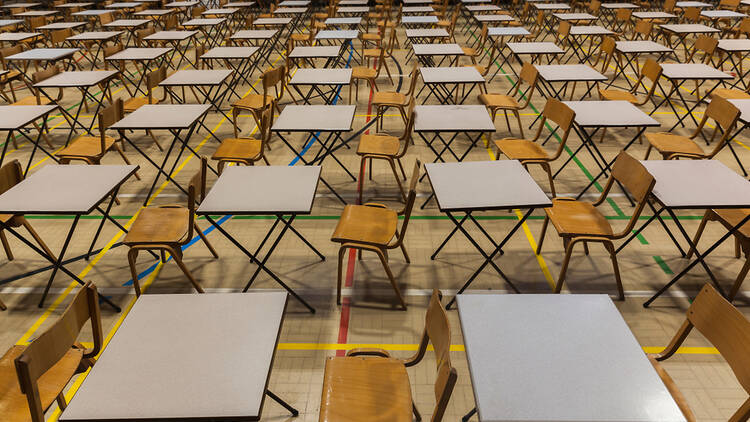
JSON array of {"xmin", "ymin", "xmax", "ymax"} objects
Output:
[{"xmin": 266, "ymin": 390, "xmax": 299, "ymax": 417}]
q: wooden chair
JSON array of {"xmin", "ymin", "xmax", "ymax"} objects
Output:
[
  {"xmin": 124, "ymin": 157, "xmax": 219, "ymax": 296},
  {"xmin": 1, "ymin": 281, "xmax": 102, "ymax": 421},
  {"xmin": 591, "ymin": 36, "xmax": 616, "ymax": 79},
  {"xmin": 494, "ymin": 98, "xmax": 575, "ymax": 197},
  {"xmin": 135, "ymin": 26, "xmax": 156, "ymax": 47},
  {"xmin": 122, "ymin": 65, "xmax": 167, "ymax": 151},
  {"xmin": 0, "ymin": 160, "xmax": 55, "ymax": 309},
  {"xmin": 56, "ymin": 99, "xmax": 140, "ymax": 179},
  {"xmin": 0, "ymin": 45, "xmax": 25, "ymax": 103},
  {"xmin": 9, "ymin": 67, "xmax": 62, "ymax": 149},
  {"xmin": 598, "ymin": 58, "xmax": 662, "ymax": 105},
  {"xmin": 331, "ymin": 160, "xmax": 421, "ymax": 309},
  {"xmin": 350, "ymin": 39, "xmax": 390, "ymax": 102},
  {"xmin": 644, "ymin": 96, "xmax": 740, "ymax": 160},
  {"xmin": 648, "ymin": 283, "xmax": 750, "ymax": 422},
  {"xmin": 357, "ymin": 98, "xmax": 415, "ymax": 204},
  {"xmin": 478, "ymin": 62, "xmax": 539, "ymax": 138},
  {"xmin": 212, "ymin": 99, "xmax": 273, "ymax": 172},
  {"xmin": 319, "ymin": 288, "xmax": 456, "ymax": 422},
  {"xmin": 231, "ymin": 65, "xmax": 285, "ymax": 136},
  {"xmin": 362, "ymin": 24, "xmax": 395, "ymax": 84},
  {"xmin": 372, "ymin": 61, "xmax": 418, "ymax": 131},
  {"xmin": 689, "ymin": 209, "xmax": 750, "ymax": 301},
  {"xmin": 463, "ymin": 24, "xmax": 488, "ymax": 65},
  {"xmin": 631, "ymin": 19, "xmax": 654, "ymax": 40},
  {"xmin": 536, "ymin": 152, "xmax": 656, "ymax": 299}
]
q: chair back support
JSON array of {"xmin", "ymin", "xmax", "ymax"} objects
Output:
[
  {"xmin": 599, "ymin": 152, "xmax": 655, "ymax": 238},
  {"xmin": 534, "ymin": 98, "xmax": 575, "ymax": 159},
  {"xmin": 683, "ymin": 7, "xmax": 700, "ymax": 22},
  {"xmin": 100, "ymin": 11, "xmax": 114, "ymax": 25},
  {"xmin": 50, "ymin": 28, "xmax": 72, "ymax": 46},
  {"xmin": 0, "ymin": 45, "xmax": 24, "ymax": 71},
  {"xmin": 515, "ymin": 62, "xmax": 538, "ymax": 107},
  {"xmin": 632, "ymin": 19, "xmax": 652, "ymax": 40},
  {"xmin": 397, "ymin": 98, "xmax": 416, "ymax": 157},
  {"xmin": 15, "ymin": 282, "xmax": 103, "ymax": 422},
  {"xmin": 719, "ymin": 0, "xmax": 741, "ymax": 11},
  {"xmin": 98, "ymin": 98, "xmax": 124, "ymax": 153},
  {"xmin": 633, "ymin": 58, "xmax": 662, "ymax": 103},
  {"xmin": 188, "ymin": 156, "xmax": 208, "ymax": 205},
  {"xmin": 664, "ymin": 0, "xmax": 675, "ymax": 12},
  {"xmin": 0, "ymin": 159, "xmax": 23, "ymax": 197},
  {"xmin": 31, "ymin": 66, "xmax": 61, "ymax": 103},
  {"xmin": 688, "ymin": 35, "xmax": 718, "ymax": 63},
  {"xmin": 697, "ymin": 96, "xmax": 741, "ymax": 158},
  {"xmin": 262, "ymin": 65, "xmax": 286, "ymax": 106},
  {"xmin": 615, "ymin": 7, "xmax": 632, "ymax": 22},
  {"xmin": 394, "ymin": 159, "xmax": 421, "ymax": 245},
  {"xmin": 589, "ymin": 0, "xmax": 601, "ymax": 13},
  {"xmin": 595, "ymin": 36, "xmax": 616, "ymax": 73},
  {"xmin": 738, "ymin": 17, "xmax": 750, "ymax": 36},
  {"xmin": 405, "ymin": 61, "xmax": 419, "ymax": 96},
  {"xmin": 146, "ymin": 65, "xmax": 167, "ymax": 102}
]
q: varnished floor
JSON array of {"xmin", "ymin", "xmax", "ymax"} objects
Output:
[{"xmin": 1, "ymin": 8, "xmax": 750, "ymax": 421}]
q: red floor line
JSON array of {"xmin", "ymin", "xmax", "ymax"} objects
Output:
[{"xmin": 335, "ymin": 61, "xmax": 377, "ymax": 356}]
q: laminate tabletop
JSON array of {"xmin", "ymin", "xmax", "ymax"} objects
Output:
[
  {"xmin": 105, "ymin": 47, "xmax": 172, "ymax": 60},
  {"xmin": 403, "ymin": 5, "xmax": 435, "ymax": 12},
  {"xmin": 615, "ymin": 39, "xmax": 673, "ymax": 53},
  {"xmin": 675, "ymin": 1, "xmax": 713, "ymax": 7},
  {"xmin": 0, "ymin": 31, "xmax": 41, "ymax": 41},
  {"xmin": 272, "ymin": 104, "xmax": 355, "ymax": 132},
  {"xmin": 532, "ymin": 2, "xmax": 570, "ymax": 9},
  {"xmin": 106, "ymin": 2, "xmax": 141, "ymax": 8},
  {"xmin": 660, "ymin": 63, "xmax": 733, "ymax": 80},
  {"xmin": 59, "ymin": 292, "xmax": 288, "ymax": 422},
  {"xmin": 66, "ymin": 31, "xmax": 122, "ymax": 41},
  {"xmin": 71, "ymin": 9, "xmax": 110, "ymax": 15},
  {"xmin": 6, "ymin": 47, "xmax": 78, "ymax": 61},
  {"xmin": 288, "ymin": 45, "xmax": 340, "ymax": 58},
  {"xmin": 34, "ymin": 70, "xmax": 119, "ymax": 87},
  {"xmin": 144, "ymin": 30, "xmax": 198, "ymax": 41},
  {"xmin": 426, "ymin": 160, "xmax": 551, "ymax": 211},
  {"xmin": 659, "ymin": 23, "xmax": 720, "ymax": 33},
  {"xmin": 642, "ymin": 160, "xmax": 750, "ymax": 209},
  {"xmin": 289, "ymin": 68, "xmax": 352, "ymax": 85},
  {"xmin": 54, "ymin": 2, "xmax": 94, "ymax": 7},
  {"xmin": 553, "ymin": 11, "xmax": 597, "ymax": 20},
  {"xmin": 488, "ymin": 26, "xmax": 530, "ymax": 36},
  {"xmin": 563, "ymin": 100, "xmax": 660, "ymax": 127},
  {"xmin": 633, "ymin": 11, "xmax": 677, "ymax": 19},
  {"xmin": 14, "ymin": 10, "xmax": 57, "ymax": 16},
  {"xmin": 701, "ymin": 10, "xmax": 747, "ymax": 18},
  {"xmin": 420, "ymin": 66, "xmax": 485, "ymax": 83},
  {"xmin": 466, "ymin": 4, "xmax": 501, "ymax": 11},
  {"xmin": 336, "ymin": 6, "xmax": 369, "ymax": 13},
  {"xmin": 252, "ymin": 17, "xmax": 292, "ymax": 25},
  {"xmin": 570, "ymin": 24, "xmax": 613, "ymax": 35},
  {"xmin": 278, "ymin": 0, "xmax": 310, "ymax": 5},
  {"xmin": 37, "ymin": 21, "xmax": 86, "ymax": 30},
  {"xmin": 159, "ymin": 69, "xmax": 232, "ymax": 86},
  {"xmin": 103, "ymin": 18, "xmax": 151, "ymax": 27},
  {"xmin": 338, "ymin": 0, "xmax": 368, "ymax": 5},
  {"xmin": 0, "ymin": 105, "xmax": 57, "ymax": 130},
  {"xmin": 202, "ymin": 7, "xmax": 238, "ymax": 14},
  {"xmin": 224, "ymin": 1, "xmax": 256, "ymax": 6},
  {"xmin": 197, "ymin": 166, "xmax": 321, "ymax": 215},
  {"xmin": 728, "ymin": 98, "xmax": 750, "ymax": 124},
  {"xmin": 718, "ymin": 38, "xmax": 750, "ymax": 52},
  {"xmin": 600, "ymin": 2, "xmax": 638, "ymax": 7},
  {"xmin": 412, "ymin": 42, "xmax": 464, "ymax": 55},
  {"xmin": 324, "ymin": 16, "xmax": 362, "ymax": 24},
  {"xmin": 536, "ymin": 64, "xmax": 607, "ymax": 82},
  {"xmin": 273, "ymin": 6, "xmax": 308, "ymax": 13},
  {"xmin": 474, "ymin": 14, "xmax": 514, "ymax": 22},
  {"xmin": 405, "ymin": 28, "xmax": 450, "ymax": 38},
  {"xmin": 110, "ymin": 104, "xmax": 211, "ymax": 130},
  {"xmin": 182, "ymin": 17, "xmax": 226, "ymax": 26},
  {"xmin": 230, "ymin": 29, "xmax": 278, "ymax": 39},
  {"xmin": 401, "ymin": 15, "xmax": 439, "ymax": 24},
  {"xmin": 414, "ymin": 105, "xmax": 495, "ymax": 132},
  {"xmin": 0, "ymin": 19, "xmax": 23, "ymax": 28},
  {"xmin": 507, "ymin": 41, "xmax": 564, "ymax": 54},
  {"xmin": 0, "ymin": 165, "xmax": 138, "ymax": 214},
  {"xmin": 134, "ymin": 9, "xmax": 175, "ymax": 16},
  {"xmin": 457, "ymin": 293, "xmax": 686, "ymax": 422},
  {"xmin": 314, "ymin": 29, "xmax": 358, "ymax": 40},
  {"xmin": 165, "ymin": 0, "xmax": 199, "ymax": 6},
  {"xmin": 200, "ymin": 46, "xmax": 259, "ymax": 59}
]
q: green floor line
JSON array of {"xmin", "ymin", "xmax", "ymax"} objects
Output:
[{"xmin": 653, "ymin": 255, "xmax": 674, "ymax": 275}]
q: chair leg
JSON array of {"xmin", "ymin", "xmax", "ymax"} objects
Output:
[
  {"xmin": 147, "ymin": 129, "xmax": 164, "ymax": 151},
  {"xmin": 193, "ymin": 222, "xmax": 219, "ymax": 258},
  {"xmin": 388, "ymin": 159, "xmax": 407, "ymax": 202},
  {"xmin": 375, "ymin": 247, "xmax": 407, "ymax": 309},
  {"xmin": 396, "ymin": 157, "xmax": 407, "ymax": 180},
  {"xmin": 127, "ymin": 248, "xmax": 142, "ymax": 297},
  {"xmin": 170, "ymin": 247, "xmax": 205, "ymax": 293},
  {"xmin": 555, "ymin": 237, "xmax": 578, "ymax": 293},
  {"xmin": 514, "ymin": 109, "xmax": 524, "ymax": 138},
  {"xmin": 112, "ymin": 143, "xmax": 141, "ymax": 180},
  {"xmin": 0, "ymin": 297, "xmax": 6, "ymax": 311},
  {"xmin": 358, "ymin": 157, "xmax": 366, "ymax": 204},
  {"xmin": 604, "ymin": 241, "xmax": 624, "ymax": 300},
  {"xmin": 644, "ymin": 144, "xmax": 653, "ymax": 159},
  {"xmin": 729, "ymin": 257, "xmax": 750, "ymax": 301},
  {"xmin": 686, "ymin": 210, "xmax": 712, "ymax": 259},
  {"xmin": 0, "ymin": 230, "xmax": 13, "ymax": 261},
  {"xmin": 21, "ymin": 217, "xmax": 54, "ymax": 260},
  {"xmin": 56, "ymin": 392, "xmax": 67, "ymax": 410},
  {"xmin": 337, "ymin": 246, "xmax": 346, "ymax": 305},
  {"xmin": 412, "ymin": 401, "xmax": 422, "ymax": 421},
  {"xmin": 536, "ymin": 216, "xmax": 549, "ymax": 254},
  {"xmin": 541, "ymin": 162, "xmax": 556, "ymax": 198}
]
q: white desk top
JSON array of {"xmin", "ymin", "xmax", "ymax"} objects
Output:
[
  {"xmin": 324, "ymin": 17, "xmax": 362, "ymax": 24},
  {"xmin": 37, "ymin": 21, "xmax": 86, "ymax": 30},
  {"xmin": 642, "ymin": 160, "xmax": 750, "ymax": 209},
  {"xmin": 106, "ymin": 47, "xmax": 171, "ymax": 60},
  {"xmin": 0, "ymin": 165, "xmax": 137, "ymax": 214},
  {"xmin": 103, "ymin": 18, "xmax": 151, "ymax": 27},
  {"xmin": 675, "ymin": 0, "xmax": 712, "ymax": 6},
  {"xmin": 198, "ymin": 166, "xmax": 321, "ymax": 215},
  {"xmin": 6, "ymin": 48, "xmax": 78, "ymax": 61},
  {"xmin": 182, "ymin": 17, "xmax": 226, "ymax": 25},
  {"xmin": 420, "ymin": 66, "xmax": 485, "ymax": 83},
  {"xmin": 718, "ymin": 38, "xmax": 750, "ymax": 52},
  {"xmin": 600, "ymin": 1, "xmax": 638, "ymax": 7},
  {"xmin": 426, "ymin": 161, "xmax": 551, "ymax": 211},
  {"xmin": 201, "ymin": 46, "xmax": 259, "ymax": 59},
  {"xmin": 553, "ymin": 11, "xmax": 597, "ymax": 19},
  {"xmin": 252, "ymin": 17, "xmax": 292, "ymax": 25},
  {"xmin": 489, "ymin": 26, "xmax": 530, "ymax": 36},
  {"xmin": 0, "ymin": 31, "xmax": 41, "ymax": 41},
  {"xmin": 401, "ymin": 15, "xmax": 439, "ymax": 23},
  {"xmin": 660, "ymin": 63, "xmax": 733, "ymax": 80},
  {"xmin": 701, "ymin": 9, "xmax": 747, "ymax": 18},
  {"xmin": 466, "ymin": 4, "xmax": 501, "ymax": 10},
  {"xmin": 615, "ymin": 40, "xmax": 673, "ymax": 53},
  {"xmin": 288, "ymin": 45, "xmax": 340, "ymax": 58},
  {"xmin": 412, "ymin": 42, "xmax": 464, "ymax": 55},
  {"xmin": 406, "ymin": 28, "xmax": 450, "ymax": 37},
  {"xmin": 289, "ymin": 68, "xmax": 352, "ymax": 85},
  {"xmin": 507, "ymin": 41, "xmax": 564, "ymax": 54},
  {"xmin": 474, "ymin": 14, "xmax": 514, "ymax": 21},
  {"xmin": 0, "ymin": 19, "xmax": 23, "ymax": 27},
  {"xmin": 415, "ymin": 105, "xmax": 496, "ymax": 132},
  {"xmin": 110, "ymin": 104, "xmax": 211, "ymax": 130},
  {"xmin": 570, "ymin": 24, "xmax": 613, "ymax": 35},
  {"xmin": 272, "ymin": 105, "xmax": 355, "ymax": 132},
  {"xmin": 659, "ymin": 23, "xmax": 720, "ymax": 33},
  {"xmin": 564, "ymin": 100, "xmax": 660, "ymax": 127},
  {"xmin": 633, "ymin": 11, "xmax": 677, "ymax": 18},
  {"xmin": 0, "ymin": 105, "xmax": 57, "ymax": 130},
  {"xmin": 536, "ymin": 64, "xmax": 607, "ymax": 82},
  {"xmin": 59, "ymin": 292, "xmax": 288, "ymax": 421},
  {"xmin": 532, "ymin": 2, "xmax": 570, "ymax": 8},
  {"xmin": 159, "ymin": 69, "xmax": 232, "ymax": 86},
  {"xmin": 66, "ymin": 31, "xmax": 122, "ymax": 41},
  {"xmin": 315, "ymin": 29, "xmax": 358, "ymax": 39},
  {"xmin": 457, "ymin": 294, "xmax": 686, "ymax": 422},
  {"xmin": 144, "ymin": 30, "xmax": 198, "ymax": 40},
  {"xmin": 34, "ymin": 70, "xmax": 118, "ymax": 87},
  {"xmin": 728, "ymin": 98, "xmax": 750, "ymax": 124},
  {"xmin": 231, "ymin": 29, "xmax": 278, "ymax": 39}
]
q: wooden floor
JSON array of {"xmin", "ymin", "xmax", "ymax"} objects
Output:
[{"xmin": 1, "ymin": 8, "xmax": 750, "ymax": 422}]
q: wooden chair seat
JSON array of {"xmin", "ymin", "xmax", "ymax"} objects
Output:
[
  {"xmin": 232, "ymin": 94, "xmax": 274, "ymax": 111},
  {"xmin": 212, "ymin": 137, "xmax": 262, "ymax": 161},
  {"xmin": 478, "ymin": 93, "xmax": 519, "ymax": 109},
  {"xmin": 361, "ymin": 33, "xmax": 382, "ymax": 41},
  {"xmin": 437, "ymin": 20, "xmax": 450, "ymax": 27},
  {"xmin": 291, "ymin": 33, "xmax": 312, "ymax": 42},
  {"xmin": 356, "ymin": 133, "xmax": 400, "ymax": 156},
  {"xmin": 332, "ymin": 205, "xmax": 398, "ymax": 246},
  {"xmin": 494, "ymin": 138, "xmax": 550, "ymax": 161},
  {"xmin": 12, "ymin": 96, "xmax": 52, "ymax": 106},
  {"xmin": 644, "ymin": 132, "xmax": 705, "ymax": 157},
  {"xmin": 0, "ymin": 345, "xmax": 83, "ymax": 422},
  {"xmin": 56, "ymin": 136, "xmax": 117, "ymax": 159},
  {"xmin": 711, "ymin": 88, "xmax": 750, "ymax": 100},
  {"xmin": 598, "ymin": 88, "xmax": 639, "ymax": 103},
  {"xmin": 352, "ymin": 66, "xmax": 377, "ymax": 79},
  {"xmin": 123, "ymin": 96, "xmax": 160, "ymax": 113},
  {"xmin": 372, "ymin": 91, "xmax": 407, "ymax": 107},
  {"xmin": 123, "ymin": 207, "xmax": 190, "ymax": 245},
  {"xmin": 319, "ymin": 356, "xmax": 413, "ymax": 422},
  {"xmin": 545, "ymin": 198, "xmax": 614, "ymax": 237},
  {"xmin": 462, "ymin": 46, "xmax": 478, "ymax": 57},
  {"xmin": 1, "ymin": 70, "xmax": 22, "ymax": 81}
]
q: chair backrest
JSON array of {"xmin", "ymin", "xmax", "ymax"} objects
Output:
[
  {"xmin": 597, "ymin": 152, "xmax": 655, "ymax": 238},
  {"xmin": 719, "ymin": 0, "xmax": 740, "ymax": 11},
  {"xmin": 558, "ymin": 20, "xmax": 571, "ymax": 42},
  {"xmin": 405, "ymin": 289, "xmax": 457, "ymax": 422},
  {"xmin": 588, "ymin": 0, "xmax": 601, "ymax": 13},
  {"xmin": 738, "ymin": 17, "xmax": 750, "ymax": 36},
  {"xmin": 28, "ymin": 16, "xmax": 47, "ymax": 30},
  {"xmin": 98, "ymin": 98, "xmax": 124, "ymax": 152},
  {"xmin": 256, "ymin": 99, "xmax": 276, "ymax": 158},
  {"xmin": 50, "ymin": 28, "xmax": 71, "ymax": 46},
  {"xmin": 0, "ymin": 159, "xmax": 23, "ymax": 197},
  {"xmin": 395, "ymin": 159, "xmax": 421, "ymax": 244},
  {"xmin": 688, "ymin": 35, "xmax": 718, "ymax": 64},
  {"xmin": 103, "ymin": 42, "xmax": 124, "ymax": 70},
  {"xmin": 514, "ymin": 62, "xmax": 538, "ymax": 107},
  {"xmin": 136, "ymin": 26, "xmax": 156, "ymax": 46},
  {"xmin": 31, "ymin": 66, "xmax": 61, "ymax": 103},
  {"xmin": 595, "ymin": 36, "xmax": 616, "ymax": 73},
  {"xmin": 164, "ymin": 13, "xmax": 178, "ymax": 30},
  {"xmin": 185, "ymin": 156, "xmax": 208, "ymax": 242},
  {"xmin": 15, "ymin": 281, "xmax": 103, "ymax": 422},
  {"xmin": 633, "ymin": 58, "xmax": 662, "ymax": 103},
  {"xmin": 632, "ymin": 19, "xmax": 653, "ymax": 40},
  {"xmin": 100, "ymin": 11, "xmax": 114, "ymax": 25},
  {"xmin": 694, "ymin": 96, "xmax": 740, "ymax": 158},
  {"xmin": 405, "ymin": 61, "xmax": 419, "ymax": 96},
  {"xmin": 615, "ymin": 7, "xmax": 632, "ymax": 21},
  {"xmin": 664, "ymin": 0, "xmax": 676, "ymax": 12},
  {"xmin": 0, "ymin": 44, "xmax": 24, "ymax": 70},
  {"xmin": 534, "ymin": 98, "xmax": 575, "ymax": 159},
  {"xmin": 683, "ymin": 6, "xmax": 700, "ymax": 22},
  {"xmin": 397, "ymin": 97, "xmax": 416, "ymax": 157},
  {"xmin": 262, "ymin": 65, "xmax": 286, "ymax": 104},
  {"xmin": 145, "ymin": 64, "xmax": 167, "ymax": 103}
]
